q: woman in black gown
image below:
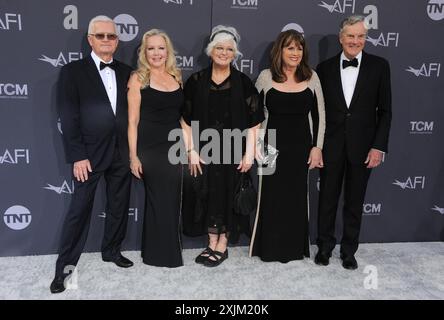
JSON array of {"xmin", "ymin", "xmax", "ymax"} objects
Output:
[
  {"xmin": 128, "ymin": 29, "xmax": 184, "ymax": 267},
  {"xmin": 250, "ymin": 30, "xmax": 326, "ymax": 263},
  {"xmin": 181, "ymin": 25, "xmax": 264, "ymax": 267}
]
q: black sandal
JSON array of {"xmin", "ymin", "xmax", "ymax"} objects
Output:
[
  {"xmin": 203, "ymin": 249, "xmax": 228, "ymax": 267},
  {"xmin": 195, "ymin": 247, "xmax": 214, "ymax": 264}
]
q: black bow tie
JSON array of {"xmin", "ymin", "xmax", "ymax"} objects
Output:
[
  {"xmin": 100, "ymin": 61, "xmax": 117, "ymax": 70},
  {"xmin": 342, "ymin": 58, "xmax": 359, "ymax": 69}
]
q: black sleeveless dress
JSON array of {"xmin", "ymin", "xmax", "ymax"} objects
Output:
[{"xmin": 138, "ymin": 86, "xmax": 184, "ymax": 267}]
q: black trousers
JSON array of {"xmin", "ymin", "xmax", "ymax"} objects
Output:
[
  {"xmin": 55, "ymin": 148, "xmax": 131, "ymax": 277},
  {"xmin": 317, "ymin": 151, "xmax": 372, "ymax": 256}
]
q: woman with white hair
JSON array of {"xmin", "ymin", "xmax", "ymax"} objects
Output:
[{"xmin": 181, "ymin": 25, "xmax": 265, "ymax": 267}]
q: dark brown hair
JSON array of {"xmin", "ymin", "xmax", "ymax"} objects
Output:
[{"xmin": 270, "ymin": 30, "xmax": 312, "ymax": 83}]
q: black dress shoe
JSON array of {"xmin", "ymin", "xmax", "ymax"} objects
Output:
[
  {"xmin": 203, "ymin": 249, "xmax": 228, "ymax": 267},
  {"xmin": 314, "ymin": 251, "xmax": 331, "ymax": 266},
  {"xmin": 103, "ymin": 254, "xmax": 134, "ymax": 268},
  {"xmin": 50, "ymin": 276, "xmax": 66, "ymax": 294},
  {"xmin": 195, "ymin": 247, "xmax": 213, "ymax": 264},
  {"xmin": 340, "ymin": 254, "xmax": 358, "ymax": 270}
]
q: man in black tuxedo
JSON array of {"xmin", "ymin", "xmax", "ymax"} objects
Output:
[
  {"xmin": 50, "ymin": 16, "xmax": 133, "ymax": 293},
  {"xmin": 315, "ymin": 15, "xmax": 392, "ymax": 270}
]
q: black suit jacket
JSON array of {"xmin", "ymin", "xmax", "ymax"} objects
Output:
[
  {"xmin": 58, "ymin": 55, "xmax": 132, "ymax": 171},
  {"xmin": 316, "ymin": 51, "xmax": 392, "ymax": 164}
]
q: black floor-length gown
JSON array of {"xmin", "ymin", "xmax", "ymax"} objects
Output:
[
  {"xmin": 138, "ymin": 86, "xmax": 184, "ymax": 267},
  {"xmin": 251, "ymin": 87, "xmax": 316, "ymax": 262}
]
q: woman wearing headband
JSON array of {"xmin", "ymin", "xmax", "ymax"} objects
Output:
[{"xmin": 181, "ymin": 25, "xmax": 265, "ymax": 267}]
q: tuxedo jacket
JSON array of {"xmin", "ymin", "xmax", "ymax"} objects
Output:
[
  {"xmin": 58, "ymin": 55, "xmax": 132, "ymax": 171},
  {"xmin": 316, "ymin": 51, "xmax": 392, "ymax": 164}
]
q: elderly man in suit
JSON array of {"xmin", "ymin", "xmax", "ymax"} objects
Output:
[
  {"xmin": 315, "ymin": 15, "xmax": 392, "ymax": 270},
  {"xmin": 50, "ymin": 15, "xmax": 133, "ymax": 293}
]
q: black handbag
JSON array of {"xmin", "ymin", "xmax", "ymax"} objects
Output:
[{"xmin": 234, "ymin": 173, "xmax": 257, "ymax": 216}]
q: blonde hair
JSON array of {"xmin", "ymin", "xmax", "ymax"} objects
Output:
[{"xmin": 135, "ymin": 29, "xmax": 182, "ymax": 88}]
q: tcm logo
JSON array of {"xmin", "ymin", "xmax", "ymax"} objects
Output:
[
  {"xmin": 366, "ymin": 32, "xmax": 399, "ymax": 47},
  {"xmin": 282, "ymin": 23, "xmax": 304, "ymax": 36},
  {"xmin": 406, "ymin": 63, "xmax": 441, "ymax": 77},
  {"xmin": 233, "ymin": 59, "xmax": 254, "ymax": 75},
  {"xmin": 0, "ymin": 83, "xmax": 28, "ymax": 99},
  {"xmin": 3, "ymin": 205, "xmax": 32, "ymax": 230},
  {"xmin": 176, "ymin": 55, "xmax": 194, "ymax": 71},
  {"xmin": 0, "ymin": 13, "xmax": 22, "ymax": 31},
  {"xmin": 0, "ymin": 149, "xmax": 30, "ymax": 165},
  {"xmin": 114, "ymin": 14, "xmax": 138, "ymax": 42},
  {"xmin": 393, "ymin": 177, "xmax": 426, "ymax": 190},
  {"xmin": 431, "ymin": 205, "xmax": 444, "ymax": 215},
  {"xmin": 231, "ymin": 0, "xmax": 258, "ymax": 10},
  {"xmin": 39, "ymin": 52, "xmax": 83, "ymax": 67},
  {"xmin": 99, "ymin": 208, "xmax": 139, "ymax": 222},
  {"xmin": 363, "ymin": 203, "xmax": 381, "ymax": 216},
  {"xmin": 163, "ymin": 0, "xmax": 194, "ymax": 4},
  {"xmin": 44, "ymin": 180, "xmax": 74, "ymax": 195},
  {"xmin": 427, "ymin": 0, "xmax": 444, "ymax": 21},
  {"xmin": 318, "ymin": 0, "xmax": 355, "ymax": 13},
  {"xmin": 410, "ymin": 121, "xmax": 434, "ymax": 134}
]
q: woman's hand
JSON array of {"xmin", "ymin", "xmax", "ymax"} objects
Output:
[
  {"xmin": 188, "ymin": 149, "xmax": 206, "ymax": 177},
  {"xmin": 130, "ymin": 156, "xmax": 143, "ymax": 179},
  {"xmin": 307, "ymin": 147, "xmax": 324, "ymax": 170},
  {"xmin": 237, "ymin": 152, "xmax": 254, "ymax": 173}
]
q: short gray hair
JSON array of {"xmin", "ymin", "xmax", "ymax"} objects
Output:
[
  {"xmin": 88, "ymin": 15, "xmax": 116, "ymax": 34},
  {"xmin": 205, "ymin": 25, "xmax": 242, "ymax": 60},
  {"xmin": 339, "ymin": 15, "xmax": 369, "ymax": 34}
]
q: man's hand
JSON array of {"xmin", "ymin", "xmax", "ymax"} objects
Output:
[
  {"xmin": 73, "ymin": 159, "xmax": 92, "ymax": 182},
  {"xmin": 365, "ymin": 149, "xmax": 383, "ymax": 168}
]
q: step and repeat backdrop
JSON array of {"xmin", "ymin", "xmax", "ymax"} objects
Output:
[{"xmin": 1, "ymin": 0, "xmax": 443, "ymax": 256}]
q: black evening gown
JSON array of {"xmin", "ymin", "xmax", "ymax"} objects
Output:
[
  {"xmin": 138, "ymin": 86, "xmax": 184, "ymax": 267},
  {"xmin": 251, "ymin": 87, "xmax": 316, "ymax": 262}
]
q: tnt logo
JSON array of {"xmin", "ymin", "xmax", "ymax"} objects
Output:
[
  {"xmin": 39, "ymin": 52, "xmax": 83, "ymax": 67},
  {"xmin": 114, "ymin": 14, "xmax": 138, "ymax": 42},
  {"xmin": 366, "ymin": 32, "xmax": 399, "ymax": 47},
  {"xmin": 0, "ymin": 83, "xmax": 28, "ymax": 99},
  {"xmin": 0, "ymin": 149, "xmax": 30, "ymax": 164},
  {"xmin": 231, "ymin": 0, "xmax": 258, "ymax": 9},
  {"xmin": 393, "ymin": 177, "xmax": 426, "ymax": 190},
  {"xmin": 410, "ymin": 121, "xmax": 434, "ymax": 134},
  {"xmin": 44, "ymin": 180, "xmax": 74, "ymax": 195},
  {"xmin": 0, "ymin": 13, "xmax": 22, "ymax": 31},
  {"xmin": 233, "ymin": 59, "xmax": 254, "ymax": 75},
  {"xmin": 427, "ymin": 0, "xmax": 444, "ymax": 20},
  {"xmin": 363, "ymin": 203, "xmax": 381, "ymax": 216},
  {"xmin": 318, "ymin": 0, "xmax": 355, "ymax": 13},
  {"xmin": 3, "ymin": 205, "xmax": 32, "ymax": 230},
  {"xmin": 406, "ymin": 63, "xmax": 441, "ymax": 77},
  {"xmin": 176, "ymin": 55, "xmax": 194, "ymax": 71}
]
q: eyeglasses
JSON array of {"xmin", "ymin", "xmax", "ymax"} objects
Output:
[{"xmin": 89, "ymin": 33, "xmax": 118, "ymax": 40}]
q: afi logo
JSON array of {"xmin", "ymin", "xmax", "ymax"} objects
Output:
[
  {"xmin": 0, "ymin": 83, "xmax": 28, "ymax": 99},
  {"xmin": 393, "ymin": 177, "xmax": 426, "ymax": 190},
  {"xmin": 0, "ymin": 149, "xmax": 30, "ymax": 164},
  {"xmin": 99, "ymin": 208, "xmax": 139, "ymax": 222},
  {"xmin": 0, "ymin": 13, "xmax": 22, "ymax": 31},
  {"xmin": 406, "ymin": 63, "xmax": 441, "ymax": 77},
  {"xmin": 233, "ymin": 59, "xmax": 254, "ymax": 75},
  {"xmin": 410, "ymin": 121, "xmax": 433, "ymax": 134},
  {"xmin": 39, "ymin": 52, "xmax": 83, "ymax": 67},
  {"xmin": 114, "ymin": 14, "xmax": 138, "ymax": 42},
  {"xmin": 366, "ymin": 32, "xmax": 399, "ymax": 47},
  {"xmin": 318, "ymin": 0, "xmax": 355, "ymax": 13},
  {"xmin": 431, "ymin": 205, "xmax": 444, "ymax": 214},
  {"xmin": 3, "ymin": 205, "xmax": 32, "ymax": 230},
  {"xmin": 176, "ymin": 55, "xmax": 194, "ymax": 70},
  {"xmin": 231, "ymin": 0, "xmax": 258, "ymax": 9},
  {"xmin": 44, "ymin": 180, "xmax": 75, "ymax": 195},
  {"xmin": 427, "ymin": 0, "xmax": 444, "ymax": 21},
  {"xmin": 363, "ymin": 203, "xmax": 381, "ymax": 215}
]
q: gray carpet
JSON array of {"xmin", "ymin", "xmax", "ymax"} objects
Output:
[{"xmin": 0, "ymin": 242, "xmax": 443, "ymax": 300}]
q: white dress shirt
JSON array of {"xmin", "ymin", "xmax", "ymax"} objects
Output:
[
  {"xmin": 90, "ymin": 51, "xmax": 117, "ymax": 115},
  {"xmin": 340, "ymin": 51, "xmax": 362, "ymax": 108}
]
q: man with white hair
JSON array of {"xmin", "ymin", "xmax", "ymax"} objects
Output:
[{"xmin": 50, "ymin": 15, "xmax": 133, "ymax": 293}]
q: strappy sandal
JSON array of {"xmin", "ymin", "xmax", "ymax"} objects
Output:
[
  {"xmin": 203, "ymin": 249, "xmax": 228, "ymax": 267},
  {"xmin": 195, "ymin": 247, "xmax": 214, "ymax": 264}
]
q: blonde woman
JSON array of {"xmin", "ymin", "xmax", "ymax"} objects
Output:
[{"xmin": 128, "ymin": 29, "xmax": 184, "ymax": 267}]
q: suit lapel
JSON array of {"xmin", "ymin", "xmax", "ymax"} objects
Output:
[
  {"xmin": 332, "ymin": 54, "xmax": 348, "ymax": 111},
  {"xmin": 114, "ymin": 62, "xmax": 126, "ymax": 117},
  {"xmin": 349, "ymin": 51, "xmax": 369, "ymax": 110}
]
